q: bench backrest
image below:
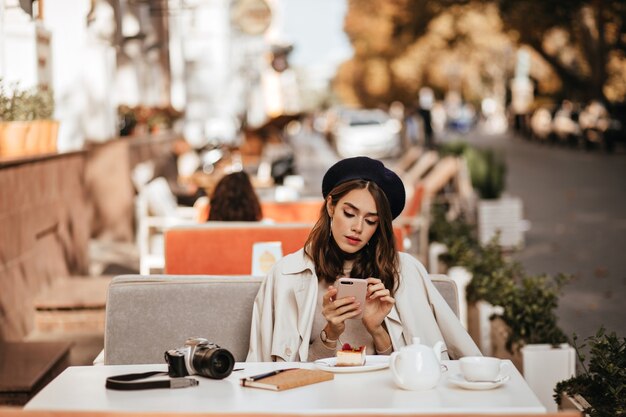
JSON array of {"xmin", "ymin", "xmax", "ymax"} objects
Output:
[
  {"xmin": 164, "ymin": 222, "xmax": 313, "ymax": 275},
  {"xmin": 104, "ymin": 274, "xmax": 459, "ymax": 365},
  {"xmin": 429, "ymin": 274, "xmax": 459, "ymax": 318},
  {"xmin": 260, "ymin": 199, "xmax": 324, "ymax": 223},
  {"xmin": 164, "ymin": 222, "xmax": 406, "ymax": 275},
  {"xmin": 104, "ymin": 275, "xmax": 263, "ymax": 364}
]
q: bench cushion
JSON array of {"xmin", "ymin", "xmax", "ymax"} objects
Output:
[{"xmin": 104, "ymin": 275, "xmax": 262, "ymax": 364}]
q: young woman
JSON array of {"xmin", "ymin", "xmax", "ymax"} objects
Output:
[{"xmin": 246, "ymin": 156, "xmax": 481, "ymax": 362}]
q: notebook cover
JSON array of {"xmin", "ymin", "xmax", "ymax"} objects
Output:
[{"xmin": 241, "ymin": 368, "xmax": 334, "ymax": 391}]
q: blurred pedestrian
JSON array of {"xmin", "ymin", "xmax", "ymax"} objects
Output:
[{"xmin": 419, "ymin": 87, "xmax": 435, "ymax": 149}]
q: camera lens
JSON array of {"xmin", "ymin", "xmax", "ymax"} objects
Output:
[{"xmin": 192, "ymin": 346, "xmax": 235, "ymax": 379}]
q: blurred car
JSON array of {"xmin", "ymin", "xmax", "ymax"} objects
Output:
[{"xmin": 331, "ymin": 109, "xmax": 401, "ymax": 159}]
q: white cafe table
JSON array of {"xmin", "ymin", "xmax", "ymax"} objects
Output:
[{"xmin": 25, "ymin": 360, "xmax": 546, "ymax": 415}]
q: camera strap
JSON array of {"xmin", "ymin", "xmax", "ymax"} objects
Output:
[{"xmin": 105, "ymin": 371, "xmax": 199, "ymax": 390}]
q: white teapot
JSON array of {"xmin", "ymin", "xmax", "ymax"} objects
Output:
[{"xmin": 390, "ymin": 337, "xmax": 444, "ymax": 391}]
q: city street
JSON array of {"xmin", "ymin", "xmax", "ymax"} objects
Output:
[
  {"xmin": 483, "ymin": 133, "xmax": 626, "ymax": 341},
  {"xmin": 291, "ymin": 126, "xmax": 626, "ymax": 341}
]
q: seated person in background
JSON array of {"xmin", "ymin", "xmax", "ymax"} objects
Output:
[
  {"xmin": 246, "ymin": 156, "xmax": 481, "ymax": 362},
  {"xmin": 208, "ymin": 171, "xmax": 263, "ymax": 221}
]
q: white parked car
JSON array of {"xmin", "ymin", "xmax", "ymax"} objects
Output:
[{"xmin": 332, "ymin": 109, "xmax": 401, "ymax": 159}]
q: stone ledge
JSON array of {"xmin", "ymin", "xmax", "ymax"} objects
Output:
[{"xmin": 34, "ymin": 276, "xmax": 112, "ymax": 310}]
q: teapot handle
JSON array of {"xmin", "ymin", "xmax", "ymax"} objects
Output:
[
  {"xmin": 390, "ymin": 352, "xmax": 404, "ymax": 386},
  {"xmin": 433, "ymin": 341, "xmax": 444, "ymax": 362}
]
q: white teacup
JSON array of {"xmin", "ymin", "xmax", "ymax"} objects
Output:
[{"xmin": 459, "ymin": 356, "xmax": 505, "ymax": 382}]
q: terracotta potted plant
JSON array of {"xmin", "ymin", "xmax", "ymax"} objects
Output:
[
  {"xmin": 0, "ymin": 79, "xmax": 31, "ymax": 157},
  {"xmin": 28, "ymin": 85, "xmax": 57, "ymax": 154},
  {"xmin": 0, "ymin": 80, "xmax": 57, "ymax": 158},
  {"xmin": 554, "ymin": 328, "xmax": 626, "ymax": 417}
]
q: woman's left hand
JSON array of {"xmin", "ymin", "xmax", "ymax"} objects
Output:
[{"xmin": 362, "ymin": 277, "xmax": 395, "ymax": 334}]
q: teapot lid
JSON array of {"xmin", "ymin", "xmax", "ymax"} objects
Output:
[{"xmin": 402, "ymin": 337, "xmax": 426, "ymax": 352}]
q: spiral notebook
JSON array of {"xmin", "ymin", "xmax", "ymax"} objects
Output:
[{"xmin": 240, "ymin": 368, "xmax": 334, "ymax": 391}]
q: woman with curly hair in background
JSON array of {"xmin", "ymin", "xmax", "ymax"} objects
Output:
[{"xmin": 208, "ymin": 171, "xmax": 262, "ymax": 222}]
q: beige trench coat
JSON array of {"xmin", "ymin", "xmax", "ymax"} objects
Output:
[{"xmin": 246, "ymin": 249, "xmax": 481, "ymax": 362}]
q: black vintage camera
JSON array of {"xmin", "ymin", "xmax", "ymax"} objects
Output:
[{"xmin": 164, "ymin": 338, "xmax": 235, "ymax": 379}]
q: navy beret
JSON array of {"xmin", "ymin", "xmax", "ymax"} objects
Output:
[{"xmin": 322, "ymin": 156, "xmax": 406, "ymax": 219}]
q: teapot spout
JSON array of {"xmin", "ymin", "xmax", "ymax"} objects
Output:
[{"xmin": 433, "ymin": 341, "xmax": 444, "ymax": 362}]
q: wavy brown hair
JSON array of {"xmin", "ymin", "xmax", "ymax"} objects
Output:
[
  {"xmin": 304, "ymin": 179, "xmax": 400, "ymax": 295},
  {"xmin": 208, "ymin": 171, "xmax": 262, "ymax": 221}
]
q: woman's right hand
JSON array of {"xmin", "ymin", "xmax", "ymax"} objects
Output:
[{"xmin": 322, "ymin": 285, "xmax": 362, "ymax": 339}]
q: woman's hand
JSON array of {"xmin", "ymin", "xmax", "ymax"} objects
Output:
[
  {"xmin": 362, "ymin": 277, "xmax": 395, "ymax": 334},
  {"xmin": 321, "ymin": 285, "xmax": 362, "ymax": 339}
]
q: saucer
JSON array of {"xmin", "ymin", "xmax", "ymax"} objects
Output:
[{"xmin": 447, "ymin": 373, "xmax": 510, "ymax": 390}]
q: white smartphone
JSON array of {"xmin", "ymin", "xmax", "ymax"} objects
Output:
[{"xmin": 335, "ymin": 278, "xmax": 368, "ymax": 319}]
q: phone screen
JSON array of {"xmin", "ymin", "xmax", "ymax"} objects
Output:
[{"xmin": 336, "ymin": 278, "xmax": 368, "ymax": 319}]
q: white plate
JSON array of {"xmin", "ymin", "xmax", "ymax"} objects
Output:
[
  {"xmin": 447, "ymin": 373, "xmax": 510, "ymax": 390},
  {"xmin": 313, "ymin": 355, "xmax": 390, "ymax": 373}
]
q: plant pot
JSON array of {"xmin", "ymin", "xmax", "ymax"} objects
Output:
[
  {"xmin": 427, "ymin": 242, "xmax": 448, "ymax": 274},
  {"xmin": 490, "ymin": 317, "xmax": 523, "ymax": 371},
  {"xmin": 0, "ymin": 121, "xmax": 32, "ymax": 158},
  {"xmin": 522, "ymin": 343, "xmax": 576, "ymax": 413},
  {"xmin": 42, "ymin": 120, "xmax": 59, "ymax": 153},
  {"xmin": 25, "ymin": 120, "xmax": 45, "ymax": 154},
  {"xmin": 477, "ymin": 196, "xmax": 525, "ymax": 249},
  {"xmin": 560, "ymin": 393, "xmax": 591, "ymax": 416},
  {"xmin": 468, "ymin": 300, "xmax": 503, "ymax": 356}
]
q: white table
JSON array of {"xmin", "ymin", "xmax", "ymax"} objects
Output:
[{"xmin": 25, "ymin": 360, "xmax": 546, "ymax": 414}]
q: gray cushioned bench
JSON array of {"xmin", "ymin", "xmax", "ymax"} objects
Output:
[{"xmin": 103, "ymin": 274, "xmax": 458, "ymax": 365}]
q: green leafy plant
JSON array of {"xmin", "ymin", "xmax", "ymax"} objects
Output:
[
  {"xmin": 465, "ymin": 237, "xmax": 521, "ymax": 305},
  {"xmin": 0, "ymin": 79, "xmax": 54, "ymax": 121},
  {"xmin": 438, "ymin": 141, "xmax": 507, "ymax": 199},
  {"xmin": 429, "ymin": 202, "xmax": 517, "ymax": 306},
  {"xmin": 498, "ymin": 273, "xmax": 571, "ymax": 351},
  {"xmin": 429, "ymin": 202, "xmax": 478, "ymax": 255},
  {"xmin": 465, "ymin": 146, "xmax": 506, "ymax": 200},
  {"xmin": 429, "ymin": 201, "xmax": 570, "ymax": 352},
  {"xmin": 29, "ymin": 86, "xmax": 54, "ymax": 119},
  {"xmin": 554, "ymin": 328, "xmax": 626, "ymax": 417},
  {"xmin": 438, "ymin": 140, "xmax": 469, "ymax": 157}
]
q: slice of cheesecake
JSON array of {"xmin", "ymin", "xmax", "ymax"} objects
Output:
[{"xmin": 336, "ymin": 343, "xmax": 366, "ymax": 366}]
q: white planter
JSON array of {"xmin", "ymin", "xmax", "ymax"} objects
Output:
[
  {"xmin": 477, "ymin": 196, "xmax": 525, "ymax": 249},
  {"xmin": 447, "ymin": 266, "xmax": 472, "ymax": 330},
  {"xmin": 521, "ymin": 343, "xmax": 576, "ymax": 412},
  {"xmin": 428, "ymin": 242, "xmax": 448, "ymax": 274}
]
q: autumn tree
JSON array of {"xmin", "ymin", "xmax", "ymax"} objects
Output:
[
  {"xmin": 494, "ymin": 0, "xmax": 626, "ymax": 102},
  {"xmin": 334, "ymin": 0, "xmax": 626, "ymax": 107}
]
